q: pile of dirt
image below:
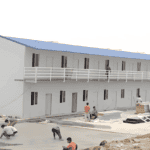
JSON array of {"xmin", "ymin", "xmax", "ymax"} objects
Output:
[{"xmin": 83, "ymin": 133, "xmax": 150, "ymax": 150}]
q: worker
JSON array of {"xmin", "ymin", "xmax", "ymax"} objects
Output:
[
  {"xmin": 106, "ymin": 64, "xmax": 111, "ymax": 80},
  {"xmin": 90, "ymin": 106, "xmax": 98, "ymax": 119},
  {"xmin": 62, "ymin": 137, "xmax": 78, "ymax": 150},
  {"xmin": 5, "ymin": 118, "xmax": 17, "ymax": 126},
  {"xmin": 52, "ymin": 125, "xmax": 63, "ymax": 140},
  {"xmin": 0, "ymin": 125, "xmax": 18, "ymax": 139},
  {"xmin": 84, "ymin": 102, "xmax": 91, "ymax": 122}
]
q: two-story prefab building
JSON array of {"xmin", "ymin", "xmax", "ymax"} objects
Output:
[{"xmin": 0, "ymin": 35, "xmax": 150, "ymax": 118}]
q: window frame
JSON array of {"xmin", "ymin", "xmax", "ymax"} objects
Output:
[
  {"xmin": 137, "ymin": 62, "xmax": 141, "ymax": 71},
  {"xmin": 84, "ymin": 58, "xmax": 89, "ymax": 69},
  {"xmin": 32, "ymin": 53, "xmax": 39, "ymax": 67},
  {"xmin": 105, "ymin": 60, "xmax": 109, "ymax": 70},
  {"xmin": 104, "ymin": 89, "xmax": 108, "ymax": 100},
  {"xmin": 31, "ymin": 92, "xmax": 38, "ymax": 105},
  {"xmin": 83, "ymin": 90, "xmax": 88, "ymax": 101},
  {"xmin": 60, "ymin": 91, "xmax": 66, "ymax": 103},
  {"xmin": 136, "ymin": 88, "xmax": 140, "ymax": 97},
  {"xmin": 122, "ymin": 61, "xmax": 126, "ymax": 71},
  {"xmin": 61, "ymin": 56, "xmax": 67, "ymax": 68},
  {"xmin": 121, "ymin": 89, "xmax": 125, "ymax": 98}
]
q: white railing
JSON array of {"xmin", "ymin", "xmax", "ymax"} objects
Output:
[{"xmin": 24, "ymin": 67, "xmax": 150, "ymax": 83}]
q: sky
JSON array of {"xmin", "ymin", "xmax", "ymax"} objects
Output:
[{"xmin": 0, "ymin": 0, "xmax": 150, "ymax": 54}]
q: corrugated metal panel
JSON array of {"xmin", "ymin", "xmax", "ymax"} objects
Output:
[{"xmin": 0, "ymin": 35, "xmax": 150, "ymax": 60}]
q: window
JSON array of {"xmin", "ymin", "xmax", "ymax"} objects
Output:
[
  {"xmin": 104, "ymin": 89, "xmax": 108, "ymax": 100},
  {"xmin": 32, "ymin": 53, "xmax": 39, "ymax": 67},
  {"xmin": 105, "ymin": 60, "xmax": 109, "ymax": 69},
  {"xmin": 121, "ymin": 89, "xmax": 125, "ymax": 98},
  {"xmin": 60, "ymin": 91, "xmax": 65, "ymax": 103},
  {"xmin": 84, "ymin": 58, "xmax": 89, "ymax": 69},
  {"xmin": 31, "ymin": 92, "xmax": 38, "ymax": 105},
  {"xmin": 61, "ymin": 56, "xmax": 67, "ymax": 68},
  {"xmin": 136, "ymin": 88, "xmax": 140, "ymax": 97},
  {"xmin": 83, "ymin": 90, "xmax": 88, "ymax": 101},
  {"xmin": 137, "ymin": 62, "xmax": 141, "ymax": 71},
  {"xmin": 122, "ymin": 61, "xmax": 126, "ymax": 71}
]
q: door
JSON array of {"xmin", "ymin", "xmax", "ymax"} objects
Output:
[
  {"xmin": 130, "ymin": 90, "xmax": 133, "ymax": 107},
  {"xmin": 45, "ymin": 94, "xmax": 52, "ymax": 115},
  {"xmin": 72, "ymin": 93, "xmax": 77, "ymax": 113},
  {"xmin": 96, "ymin": 92, "xmax": 98, "ymax": 109},
  {"xmin": 144, "ymin": 91, "xmax": 147, "ymax": 102},
  {"xmin": 46, "ymin": 57, "xmax": 53, "ymax": 67},
  {"xmin": 114, "ymin": 91, "xmax": 117, "ymax": 109},
  {"xmin": 93, "ymin": 92, "xmax": 98, "ymax": 109}
]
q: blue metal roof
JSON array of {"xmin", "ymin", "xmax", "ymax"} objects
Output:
[{"xmin": 0, "ymin": 35, "xmax": 149, "ymax": 60}]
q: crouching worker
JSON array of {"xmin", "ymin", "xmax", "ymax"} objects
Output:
[
  {"xmin": 5, "ymin": 118, "xmax": 17, "ymax": 126},
  {"xmin": 90, "ymin": 106, "xmax": 98, "ymax": 119},
  {"xmin": 52, "ymin": 126, "xmax": 63, "ymax": 140},
  {"xmin": 0, "ymin": 125, "xmax": 18, "ymax": 139},
  {"xmin": 62, "ymin": 137, "xmax": 78, "ymax": 150}
]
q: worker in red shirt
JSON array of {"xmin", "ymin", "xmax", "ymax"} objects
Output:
[
  {"xmin": 84, "ymin": 102, "xmax": 91, "ymax": 122},
  {"xmin": 62, "ymin": 137, "xmax": 78, "ymax": 150}
]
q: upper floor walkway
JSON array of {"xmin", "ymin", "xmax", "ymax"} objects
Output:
[{"xmin": 23, "ymin": 67, "xmax": 150, "ymax": 83}]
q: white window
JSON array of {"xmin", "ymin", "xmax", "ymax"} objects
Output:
[
  {"xmin": 136, "ymin": 88, "xmax": 140, "ymax": 97},
  {"xmin": 31, "ymin": 92, "xmax": 38, "ymax": 105},
  {"xmin": 61, "ymin": 56, "xmax": 67, "ymax": 68},
  {"xmin": 84, "ymin": 58, "xmax": 89, "ymax": 69},
  {"xmin": 105, "ymin": 60, "xmax": 109, "ymax": 70},
  {"xmin": 83, "ymin": 90, "xmax": 88, "ymax": 101},
  {"xmin": 104, "ymin": 89, "xmax": 108, "ymax": 100},
  {"xmin": 121, "ymin": 89, "xmax": 125, "ymax": 98},
  {"xmin": 32, "ymin": 53, "xmax": 39, "ymax": 67},
  {"xmin": 137, "ymin": 62, "xmax": 141, "ymax": 71},
  {"xmin": 122, "ymin": 61, "xmax": 126, "ymax": 71},
  {"xmin": 60, "ymin": 91, "xmax": 65, "ymax": 103}
]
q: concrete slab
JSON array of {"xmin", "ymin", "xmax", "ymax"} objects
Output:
[{"xmin": 0, "ymin": 123, "xmax": 136, "ymax": 150}]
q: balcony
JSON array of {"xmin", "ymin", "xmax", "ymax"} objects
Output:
[{"xmin": 24, "ymin": 67, "xmax": 150, "ymax": 83}]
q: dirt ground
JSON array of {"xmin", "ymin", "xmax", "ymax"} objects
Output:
[{"xmin": 86, "ymin": 134, "xmax": 150, "ymax": 150}]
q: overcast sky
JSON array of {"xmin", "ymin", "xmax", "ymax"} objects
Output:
[{"xmin": 0, "ymin": 0, "xmax": 150, "ymax": 54}]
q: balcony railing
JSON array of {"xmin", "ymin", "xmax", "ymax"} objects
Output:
[{"xmin": 24, "ymin": 67, "xmax": 150, "ymax": 83}]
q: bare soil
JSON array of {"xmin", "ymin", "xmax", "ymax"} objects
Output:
[{"xmin": 86, "ymin": 133, "xmax": 150, "ymax": 150}]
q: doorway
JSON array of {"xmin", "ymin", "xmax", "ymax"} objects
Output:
[
  {"xmin": 93, "ymin": 92, "xmax": 98, "ymax": 109},
  {"xmin": 144, "ymin": 91, "xmax": 147, "ymax": 102},
  {"xmin": 45, "ymin": 94, "xmax": 52, "ymax": 115},
  {"xmin": 72, "ymin": 93, "xmax": 77, "ymax": 113},
  {"xmin": 130, "ymin": 91, "xmax": 133, "ymax": 107},
  {"xmin": 114, "ymin": 91, "xmax": 117, "ymax": 109}
]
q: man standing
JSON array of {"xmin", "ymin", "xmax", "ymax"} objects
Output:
[
  {"xmin": 0, "ymin": 125, "xmax": 18, "ymax": 139},
  {"xmin": 106, "ymin": 64, "xmax": 111, "ymax": 80},
  {"xmin": 84, "ymin": 102, "xmax": 91, "ymax": 122},
  {"xmin": 52, "ymin": 125, "xmax": 63, "ymax": 141},
  {"xmin": 90, "ymin": 106, "xmax": 98, "ymax": 119},
  {"xmin": 62, "ymin": 137, "xmax": 78, "ymax": 150}
]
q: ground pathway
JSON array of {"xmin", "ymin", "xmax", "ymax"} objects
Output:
[{"xmin": 0, "ymin": 122, "xmax": 137, "ymax": 150}]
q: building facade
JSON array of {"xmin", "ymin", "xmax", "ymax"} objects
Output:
[{"xmin": 0, "ymin": 35, "xmax": 150, "ymax": 118}]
